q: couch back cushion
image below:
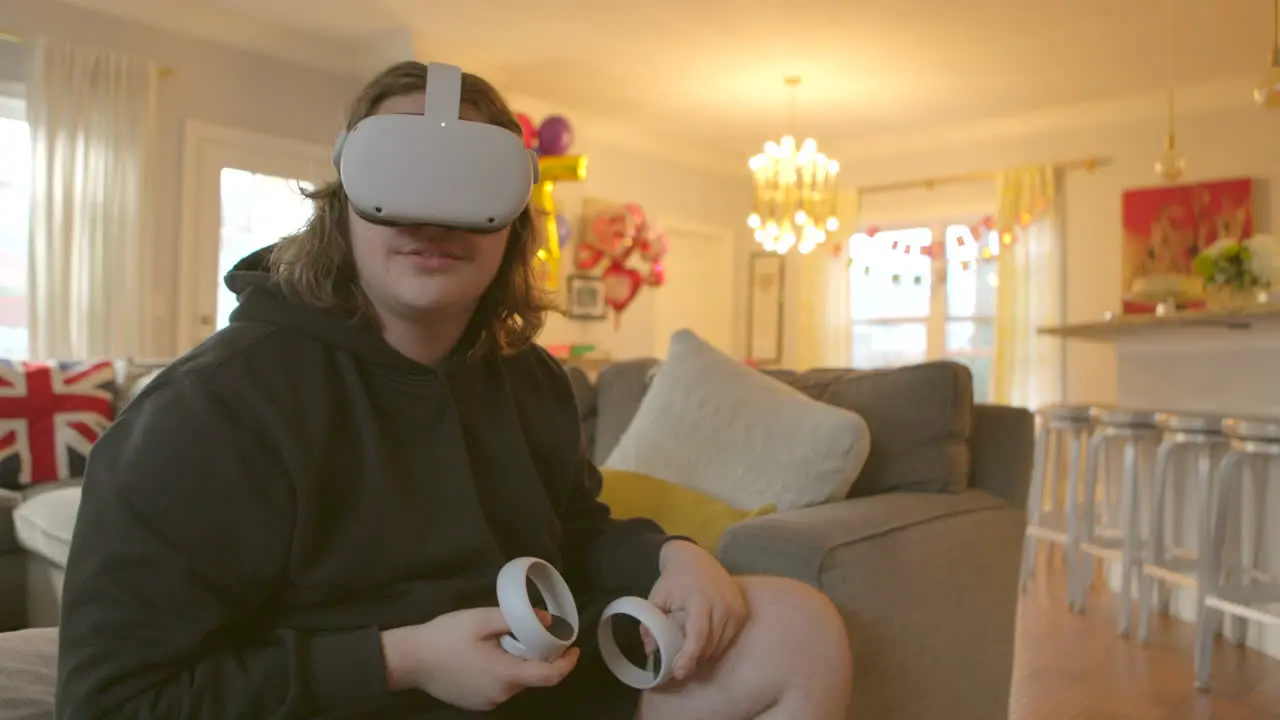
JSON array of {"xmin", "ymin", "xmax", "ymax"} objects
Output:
[
  {"xmin": 571, "ymin": 357, "xmax": 973, "ymax": 497},
  {"xmin": 584, "ymin": 359, "xmax": 658, "ymax": 466},
  {"xmin": 767, "ymin": 362, "xmax": 974, "ymax": 496}
]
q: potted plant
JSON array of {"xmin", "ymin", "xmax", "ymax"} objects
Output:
[{"xmin": 1191, "ymin": 234, "xmax": 1277, "ymax": 310}]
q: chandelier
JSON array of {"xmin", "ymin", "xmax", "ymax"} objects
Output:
[{"xmin": 747, "ymin": 76, "xmax": 840, "ymax": 255}]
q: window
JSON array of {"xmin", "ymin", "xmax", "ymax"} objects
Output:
[
  {"xmin": 215, "ymin": 168, "xmax": 314, "ymax": 330},
  {"xmin": 0, "ymin": 93, "xmax": 30, "ymax": 360},
  {"xmin": 849, "ymin": 224, "xmax": 998, "ymax": 402}
]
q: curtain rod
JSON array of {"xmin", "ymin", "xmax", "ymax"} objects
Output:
[
  {"xmin": 0, "ymin": 30, "xmax": 173, "ymax": 77},
  {"xmin": 856, "ymin": 155, "xmax": 1110, "ymax": 196}
]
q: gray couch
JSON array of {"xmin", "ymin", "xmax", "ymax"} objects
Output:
[
  {"xmin": 567, "ymin": 358, "xmax": 1033, "ymax": 720},
  {"xmin": 0, "ymin": 358, "xmax": 1033, "ymax": 720}
]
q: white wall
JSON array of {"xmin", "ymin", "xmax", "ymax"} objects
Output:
[{"xmin": 824, "ymin": 90, "xmax": 1280, "ymax": 406}]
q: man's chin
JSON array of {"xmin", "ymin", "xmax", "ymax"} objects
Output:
[{"xmin": 392, "ymin": 290, "xmax": 480, "ymax": 319}]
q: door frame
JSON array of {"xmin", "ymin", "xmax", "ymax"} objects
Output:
[
  {"xmin": 650, "ymin": 218, "xmax": 738, "ymax": 359},
  {"xmin": 175, "ymin": 120, "xmax": 334, "ymax": 352}
]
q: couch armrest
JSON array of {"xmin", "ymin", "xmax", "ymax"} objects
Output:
[
  {"xmin": 717, "ymin": 490, "xmax": 1024, "ymax": 720},
  {"xmin": 969, "ymin": 404, "xmax": 1034, "ymax": 507}
]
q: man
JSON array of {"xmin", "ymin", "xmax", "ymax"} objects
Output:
[{"xmin": 55, "ymin": 61, "xmax": 852, "ymax": 719}]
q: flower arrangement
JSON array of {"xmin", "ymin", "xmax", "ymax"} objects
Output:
[{"xmin": 1191, "ymin": 234, "xmax": 1278, "ymax": 308}]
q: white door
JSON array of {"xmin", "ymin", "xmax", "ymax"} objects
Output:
[
  {"xmin": 651, "ymin": 223, "xmax": 736, "ymax": 359},
  {"xmin": 176, "ymin": 121, "xmax": 334, "ymax": 352}
]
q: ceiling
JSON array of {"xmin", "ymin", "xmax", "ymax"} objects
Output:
[{"xmin": 61, "ymin": 0, "xmax": 1279, "ymax": 165}]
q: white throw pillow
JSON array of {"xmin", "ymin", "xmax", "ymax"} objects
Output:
[
  {"xmin": 14, "ymin": 485, "xmax": 82, "ymax": 569},
  {"xmin": 604, "ymin": 330, "xmax": 870, "ymax": 512}
]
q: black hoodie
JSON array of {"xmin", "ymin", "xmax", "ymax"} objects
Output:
[{"xmin": 54, "ymin": 247, "xmax": 673, "ymax": 719}]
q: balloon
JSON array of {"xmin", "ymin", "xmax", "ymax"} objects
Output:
[
  {"xmin": 538, "ymin": 155, "xmax": 589, "ymax": 183},
  {"xmin": 644, "ymin": 262, "xmax": 665, "ymax": 286},
  {"xmin": 538, "ymin": 115, "xmax": 575, "ymax": 156},
  {"xmin": 515, "ymin": 113, "xmax": 537, "ymax": 150},
  {"xmin": 555, "ymin": 213, "xmax": 572, "ymax": 244},
  {"xmin": 574, "ymin": 242, "xmax": 603, "ymax": 271},
  {"xmin": 639, "ymin": 232, "xmax": 667, "ymax": 262},
  {"xmin": 602, "ymin": 261, "xmax": 643, "ymax": 314},
  {"xmin": 590, "ymin": 213, "xmax": 634, "ymax": 262}
]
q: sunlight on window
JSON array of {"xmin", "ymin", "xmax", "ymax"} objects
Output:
[
  {"xmin": 848, "ymin": 227, "xmax": 933, "ymax": 321},
  {"xmin": 216, "ymin": 168, "xmax": 314, "ymax": 330},
  {"xmin": 944, "ymin": 226, "xmax": 999, "ymax": 319},
  {"xmin": 847, "ymin": 223, "xmax": 998, "ymax": 401},
  {"xmin": 0, "ymin": 115, "xmax": 31, "ymax": 360}
]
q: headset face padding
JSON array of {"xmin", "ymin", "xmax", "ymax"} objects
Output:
[{"xmin": 331, "ymin": 62, "xmax": 538, "ymax": 231}]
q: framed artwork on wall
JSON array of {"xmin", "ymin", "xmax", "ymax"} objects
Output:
[
  {"xmin": 565, "ymin": 274, "xmax": 607, "ymax": 320},
  {"xmin": 1120, "ymin": 177, "xmax": 1254, "ymax": 314},
  {"xmin": 746, "ymin": 253, "xmax": 785, "ymax": 365}
]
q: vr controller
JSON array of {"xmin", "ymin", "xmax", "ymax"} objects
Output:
[
  {"xmin": 331, "ymin": 62, "xmax": 539, "ymax": 230},
  {"xmin": 496, "ymin": 557, "xmax": 685, "ymax": 690}
]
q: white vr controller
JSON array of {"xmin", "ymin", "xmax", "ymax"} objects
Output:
[{"xmin": 495, "ymin": 557, "xmax": 685, "ymax": 690}]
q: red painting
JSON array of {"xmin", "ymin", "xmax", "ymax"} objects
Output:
[{"xmin": 1120, "ymin": 177, "xmax": 1254, "ymax": 314}]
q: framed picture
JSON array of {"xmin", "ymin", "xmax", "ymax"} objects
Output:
[
  {"xmin": 566, "ymin": 274, "xmax": 607, "ymax": 320},
  {"xmin": 746, "ymin": 253, "xmax": 785, "ymax": 365},
  {"xmin": 1120, "ymin": 177, "xmax": 1254, "ymax": 314}
]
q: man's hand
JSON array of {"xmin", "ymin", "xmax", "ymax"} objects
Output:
[
  {"xmin": 645, "ymin": 540, "xmax": 748, "ymax": 681},
  {"xmin": 381, "ymin": 607, "xmax": 579, "ymax": 711}
]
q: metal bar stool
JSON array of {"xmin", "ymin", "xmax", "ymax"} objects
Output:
[
  {"xmin": 1020, "ymin": 404, "xmax": 1093, "ymax": 603},
  {"xmin": 1073, "ymin": 408, "xmax": 1161, "ymax": 634},
  {"xmin": 1136, "ymin": 411, "xmax": 1226, "ymax": 643},
  {"xmin": 1195, "ymin": 416, "xmax": 1280, "ymax": 691}
]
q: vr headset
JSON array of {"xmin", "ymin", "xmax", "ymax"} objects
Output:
[{"xmin": 331, "ymin": 62, "xmax": 540, "ymax": 231}]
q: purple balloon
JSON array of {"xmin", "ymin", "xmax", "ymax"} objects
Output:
[
  {"xmin": 538, "ymin": 115, "xmax": 574, "ymax": 156},
  {"xmin": 555, "ymin": 213, "xmax": 572, "ymax": 243}
]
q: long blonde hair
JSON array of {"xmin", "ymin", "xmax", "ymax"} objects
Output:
[{"xmin": 269, "ymin": 61, "xmax": 551, "ymax": 356}]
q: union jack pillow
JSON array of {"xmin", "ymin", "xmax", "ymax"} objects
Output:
[{"xmin": 0, "ymin": 360, "xmax": 117, "ymax": 491}]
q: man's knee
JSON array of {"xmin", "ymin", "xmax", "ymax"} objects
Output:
[{"xmin": 738, "ymin": 576, "xmax": 850, "ymax": 662}]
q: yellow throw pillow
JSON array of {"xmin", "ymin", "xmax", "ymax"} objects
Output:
[{"xmin": 599, "ymin": 468, "xmax": 775, "ymax": 552}]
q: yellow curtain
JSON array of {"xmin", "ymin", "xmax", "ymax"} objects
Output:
[
  {"xmin": 992, "ymin": 166, "xmax": 1063, "ymax": 407},
  {"xmin": 791, "ymin": 190, "xmax": 860, "ymax": 370}
]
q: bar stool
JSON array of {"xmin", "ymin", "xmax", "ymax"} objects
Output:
[
  {"xmin": 1020, "ymin": 404, "xmax": 1093, "ymax": 604},
  {"xmin": 1073, "ymin": 408, "xmax": 1161, "ymax": 635},
  {"xmin": 1195, "ymin": 416, "xmax": 1280, "ymax": 691},
  {"xmin": 1136, "ymin": 411, "xmax": 1226, "ymax": 643}
]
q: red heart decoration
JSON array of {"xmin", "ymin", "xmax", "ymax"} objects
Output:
[
  {"xmin": 574, "ymin": 242, "xmax": 604, "ymax": 271},
  {"xmin": 601, "ymin": 261, "xmax": 643, "ymax": 314},
  {"xmin": 591, "ymin": 213, "xmax": 635, "ymax": 263}
]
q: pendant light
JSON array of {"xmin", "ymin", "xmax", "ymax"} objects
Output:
[
  {"xmin": 1256, "ymin": 0, "xmax": 1280, "ymax": 107},
  {"xmin": 1155, "ymin": 0, "xmax": 1186, "ymax": 181}
]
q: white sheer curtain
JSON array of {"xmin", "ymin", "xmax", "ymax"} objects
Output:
[
  {"xmin": 992, "ymin": 166, "xmax": 1065, "ymax": 408},
  {"xmin": 789, "ymin": 191, "xmax": 859, "ymax": 370},
  {"xmin": 26, "ymin": 36, "xmax": 158, "ymax": 360}
]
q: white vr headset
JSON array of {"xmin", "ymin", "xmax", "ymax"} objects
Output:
[{"xmin": 331, "ymin": 62, "xmax": 540, "ymax": 230}]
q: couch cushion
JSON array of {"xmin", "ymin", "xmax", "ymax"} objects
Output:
[
  {"xmin": 0, "ymin": 627, "xmax": 58, "ymax": 720},
  {"xmin": 562, "ymin": 364, "xmax": 597, "ymax": 454},
  {"xmin": 777, "ymin": 361, "xmax": 974, "ymax": 496},
  {"xmin": 603, "ymin": 331, "xmax": 870, "ymax": 512},
  {"xmin": 0, "ymin": 360, "xmax": 116, "ymax": 491},
  {"xmin": 13, "ymin": 486, "xmax": 81, "ymax": 569},
  {"xmin": 590, "ymin": 358, "xmax": 659, "ymax": 465}
]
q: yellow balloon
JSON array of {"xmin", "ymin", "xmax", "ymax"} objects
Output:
[
  {"xmin": 538, "ymin": 155, "xmax": 589, "ymax": 184},
  {"xmin": 532, "ymin": 155, "xmax": 589, "ymax": 291}
]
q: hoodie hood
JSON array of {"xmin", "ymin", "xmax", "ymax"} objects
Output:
[{"xmin": 222, "ymin": 244, "xmax": 477, "ymax": 375}]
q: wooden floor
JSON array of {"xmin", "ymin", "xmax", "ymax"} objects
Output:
[{"xmin": 1011, "ymin": 550, "xmax": 1280, "ymax": 719}]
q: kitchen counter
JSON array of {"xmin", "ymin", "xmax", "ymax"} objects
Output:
[{"xmin": 1038, "ymin": 305, "xmax": 1280, "ymax": 342}]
